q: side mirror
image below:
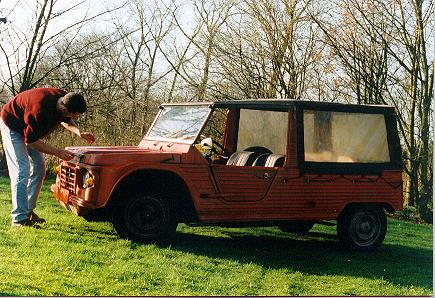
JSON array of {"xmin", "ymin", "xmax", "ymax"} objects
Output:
[{"xmin": 200, "ymin": 137, "xmax": 213, "ymax": 149}]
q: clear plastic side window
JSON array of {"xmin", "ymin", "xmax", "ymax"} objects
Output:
[
  {"xmin": 303, "ymin": 110, "xmax": 390, "ymax": 163},
  {"xmin": 237, "ymin": 109, "xmax": 288, "ymax": 155}
]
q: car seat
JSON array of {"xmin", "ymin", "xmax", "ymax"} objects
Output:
[
  {"xmin": 226, "ymin": 151, "xmax": 256, "ymax": 166},
  {"xmin": 253, "ymin": 153, "xmax": 285, "ymax": 167}
]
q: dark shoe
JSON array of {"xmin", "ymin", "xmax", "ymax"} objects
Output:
[
  {"xmin": 28, "ymin": 211, "xmax": 46, "ymax": 224},
  {"xmin": 11, "ymin": 219, "xmax": 40, "ymax": 228}
]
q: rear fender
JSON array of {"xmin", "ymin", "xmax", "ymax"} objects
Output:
[{"xmin": 338, "ymin": 203, "xmax": 394, "ymax": 220}]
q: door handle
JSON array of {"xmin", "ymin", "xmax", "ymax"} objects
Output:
[{"xmin": 257, "ymin": 172, "xmax": 271, "ymax": 180}]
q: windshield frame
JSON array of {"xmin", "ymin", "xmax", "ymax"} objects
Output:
[{"xmin": 143, "ymin": 102, "xmax": 213, "ymax": 144}]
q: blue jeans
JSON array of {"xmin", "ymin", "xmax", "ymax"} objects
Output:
[{"xmin": 0, "ymin": 119, "xmax": 46, "ymax": 222}]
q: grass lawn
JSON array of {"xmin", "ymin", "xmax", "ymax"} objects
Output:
[{"xmin": 0, "ymin": 176, "xmax": 432, "ymax": 296}]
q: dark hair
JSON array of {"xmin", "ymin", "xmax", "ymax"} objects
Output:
[{"xmin": 62, "ymin": 92, "xmax": 87, "ymax": 113}]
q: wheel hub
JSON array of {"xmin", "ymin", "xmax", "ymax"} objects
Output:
[
  {"xmin": 127, "ymin": 196, "xmax": 164, "ymax": 236},
  {"xmin": 352, "ymin": 212, "xmax": 379, "ymax": 244},
  {"xmin": 357, "ymin": 218, "xmax": 375, "ymax": 240}
]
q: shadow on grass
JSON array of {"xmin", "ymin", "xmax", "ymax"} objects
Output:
[{"xmin": 168, "ymin": 229, "xmax": 432, "ymax": 290}]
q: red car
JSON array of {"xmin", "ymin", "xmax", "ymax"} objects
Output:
[{"xmin": 51, "ymin": 100, "xmax": 403, "ymax": 251}]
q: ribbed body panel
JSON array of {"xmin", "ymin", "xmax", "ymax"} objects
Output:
[
  {"xmin": 212, "ymin": 166, "xmax": 275, "ymax": 201},
  {"xmin": 194, "ymin": 169, "xmax": 402, "ymax": 222},
  {"xmin": 179, "ymin": 165, "xmax": 216, "ymax": 195}
]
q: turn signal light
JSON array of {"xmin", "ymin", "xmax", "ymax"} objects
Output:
[
  {"xmin": 82, "ymin": 170, "xmax": 95, "ymax": 188},
  {"xmin": 85, "ymin": 176, "xmax": 94, "ymax": 188}
]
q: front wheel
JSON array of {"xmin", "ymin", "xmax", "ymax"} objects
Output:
[
  {"xmin": 113, "ymin": 191, "xmax": 177, "ymax": 244},
  {"xmin": 337, "ymin": 205, "xmax": 387, "ymax": 251}
]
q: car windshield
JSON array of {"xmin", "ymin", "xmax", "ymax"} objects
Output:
[{"xmin": 146, "ymin": 105, "xmax": 210, "ymax": 141}]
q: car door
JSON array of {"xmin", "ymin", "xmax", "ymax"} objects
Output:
[
  {"xmin": 210, "ymin": 163, "xmax": 277, "ymax": 202},
  {"xmin": 210, "ymin": 108, "xmax": 288, "ymax": 202}
]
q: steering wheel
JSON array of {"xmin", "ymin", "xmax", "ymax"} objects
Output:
[{"xmin": 199, "ymin": 135, "xmax": 227, "ymax": 157}]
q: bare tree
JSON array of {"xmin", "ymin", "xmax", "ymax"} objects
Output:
[
  {"xmin": 0, "ymin": 0, "xmax": 122, "ymax": 97},
  {"xmin": 210, "ymin": 0, "xmax": 322, "ymax": 100},
  {"xmin": 312, "ymin": 0, "xmax": 433, "ymax": 221},
  {"xmin": 312, "ymin": 0, "xmax": 392, "ymax": 105},
  {"xmin": 111, "ymin": 0, "xmax": 176, "ymax": 133},
  {"xmin": 161, "ymin": 0, "xmax": 236, "ymax": 102}
]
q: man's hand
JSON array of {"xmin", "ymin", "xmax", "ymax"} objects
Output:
[
  {"xmin": 27, "ymin": 140, "xmax": 75, "ymax": 160},
  {"xmin": 80, "ymin": 132, "xmax": 95, "ymax": 144},
  {"xmin": 56, "ymin": 149, "xmax": 75, "ymax": 161},
  {"xmin": 61, "ymin": 120, "xmax": 95, "ymax": 144}
]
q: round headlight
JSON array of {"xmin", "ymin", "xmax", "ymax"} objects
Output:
[{"xmin": 82, "ymin": 170, "xmax": 94, "ymax": 188}]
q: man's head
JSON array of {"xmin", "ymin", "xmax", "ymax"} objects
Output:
[
  {"xmin": 59, "ymin": 92, "xmax": 86, "ymax": 119},
  {"xmin": 62, "ymin": 92, "xmax": 86, "ymax": 113}
]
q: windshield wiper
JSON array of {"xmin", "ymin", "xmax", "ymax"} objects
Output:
[{"xmin": 164, "ymin": 129, "xmax": 186, "ymax": 138}]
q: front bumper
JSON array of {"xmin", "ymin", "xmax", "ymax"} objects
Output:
[{"xmin": 51, "ymin": 182, "xmax": 94, "ymax": 216}]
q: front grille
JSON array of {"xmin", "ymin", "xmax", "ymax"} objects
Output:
[{"xmin": 60, "ymin": 165, "xmax": 78, "ymax": 193}]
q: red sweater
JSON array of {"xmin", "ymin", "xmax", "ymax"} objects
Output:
[{"xmin": 1, "ymin": 88, "xmax": 70, "ymax": 143}]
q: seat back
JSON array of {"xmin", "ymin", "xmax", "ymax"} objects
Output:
[
  {"xmin": 253, "ymin": 153, "xmax": 285, "ymax": 167},
  {"xmin": 226, "ymin": 151, "xmax": 255, "ymax": 166},
  {"xmin": 252, "ymin": 153, "xmax": 271, "ymax": 166},
  {"xmin": 264, "ymin": 154, "xmax": 285, "ymax": 167}
]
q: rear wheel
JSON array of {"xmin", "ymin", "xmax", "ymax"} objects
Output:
[
  {"xmin": 278, "ymin": 221, "xmax": 315, "ymax": 235},
  {"xmin": 337, "ymin": 205, "xmax": 387, "ymax": 251},
  {"xmin": 113, "ymin": 191, "xmax": 177, "ymax": 243}
]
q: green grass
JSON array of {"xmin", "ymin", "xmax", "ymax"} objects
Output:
[{"xmin": 0, "ymin": 176, "xmax": 432, "ymax": 296}]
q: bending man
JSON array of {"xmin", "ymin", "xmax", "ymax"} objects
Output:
[{"xmin": 0, "ymin": 88, "xmax": 95, "ymax": 227}]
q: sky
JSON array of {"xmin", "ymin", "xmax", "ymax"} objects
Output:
[
  {"xmin": 0, "ymin": 1, "xmax": 111, "ymax": 87},
  {"xmin": 0, "ymin": 0, "xmax": 195, "ymax": 91},
  {"xmin": 0, "ymin": 0, "xmax": 124, "ymax": 37},
  {"xmin": 0, "ymin": 0, "xmax": 195, "ymax": 38}
]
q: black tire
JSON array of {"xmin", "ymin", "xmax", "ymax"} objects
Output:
[
  {"xmin": 278, "ymin": 221, "xmax": 315, "ymax": 235},
  {"xmin": 337, "ymin": 205, "xmax": 387, "ymax": 251},
  {"xmin": 243, "ymin": 146, "xmax": 273, "ymax": 156},
  {"xmin": 113, "ymin": 191, "xmax": 177, "ymax": 243}
]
